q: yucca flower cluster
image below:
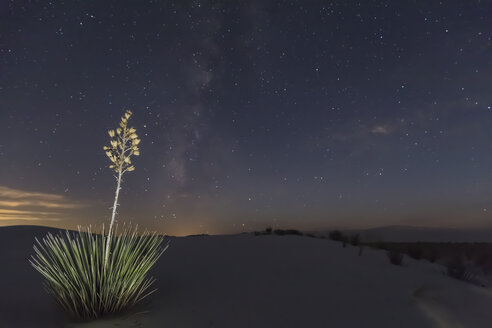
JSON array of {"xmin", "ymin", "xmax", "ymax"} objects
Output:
[
  {"xmin": 103, "ymin": 110, "xmax": 141, "ymax": 174},
  {"xmin": 103, "ymin": 110, "xmax": 141, "ymax": 267}
]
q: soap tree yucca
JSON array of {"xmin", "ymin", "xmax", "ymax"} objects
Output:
[{"xmin": 31, "ymin": 110, "xmax": 167, "ymax": 320}]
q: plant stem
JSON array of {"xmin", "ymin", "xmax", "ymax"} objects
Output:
[{"xmin": 104, "ymin": 163, "xmax": 123, "ymax": 268}]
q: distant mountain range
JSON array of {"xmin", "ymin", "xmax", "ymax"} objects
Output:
[
  {"xmin": 339, "ymin": 225, "xmax": 492, "ymax": 242},
  {"xmin": 4, "ymin": 224, "xmax": 492, "ymax": 243}
]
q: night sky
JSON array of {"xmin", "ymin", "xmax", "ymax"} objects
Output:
[{"xmin": 1, "ymin": 1, "xmax": 491, "ymax": 235}]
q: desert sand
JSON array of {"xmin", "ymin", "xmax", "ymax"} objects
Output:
[{"xmin": 1, "ymin": 225, "xmax": 492, "ymax": 328}]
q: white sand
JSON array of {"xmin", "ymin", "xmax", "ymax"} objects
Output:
[{"xmin": 1, "ymin": 226, "xmax": 492, "ymax": 328}]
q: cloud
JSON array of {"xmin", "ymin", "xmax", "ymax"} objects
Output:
[
  {"xmin": 0, "ymin": 209, "xmax": 60, "ymax": 221},
  {"xmin": 371, "ymin": 125, "xmax": 394, "ymax": 135},
  {"xmin": 330, "ymin": 121, "xmax": 400, "ymax": 142},
  {"xmin": 0, "ymin": 186, "xmax": 83, "ymax": 223},
  {"xmin": 0, "ymin": 199, "xmax": 80, "ymax": 209}
]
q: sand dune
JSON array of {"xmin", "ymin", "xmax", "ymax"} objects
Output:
[
  {"xmin": 1, "ymin": 226, "xmax": 492, "ymax": 327},
  {"xmin": 345, "ymin": 225, "xmax": 492, "ymax": 242}
]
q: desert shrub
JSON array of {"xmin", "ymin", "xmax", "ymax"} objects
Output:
[
  {"xmin": 265, "ymin": 227, "xmax": 272, "ymax": 235},
  {"xmin": 305, "ymin": 233, "xmax": 316, "ymax": 238},
  {"xmin": 31, "ymin": 226, "xmax": 167, "ymax": 319},
  {"xmin": 475, "ymin": 253, "xmax": 492, "ymax": 275},
  {"xmin": 373, "ymin": 241, "xmax": 388, "ymax": 250},
  {"xmin": 254, "ymin": 231, "xmax": 261, "ymax": 236},
  {"xmin": 350, "ymin": 234, "xmax": 360, "ymax": 246},
  {"xmin": 426, "ymin": 246, "xmax": 440, "ymax": 263},
  {"xmin": 463, "ymin": 244, "xmax": 476, "ymax": 261},
  {"xmin": 408, "ymin": 246, "xmax": 423, "ymax": 260},
  {"xmin": 387, "ymin": 250, "xmax": 404, "ymax": 266},
  {"xmin": 445, "ymin": 257, "xmax": 474, "ymax": 283},
  {"xmin": 329, "ymin": 230, "xmax": 344, "ymax": 242},
  {"xmin": 274, "ymin": 229, "xmax": 302, "ymax": 236},
  {"xmin": 342, "ymin": 236, "xmax": 348, "ymax": 248}
]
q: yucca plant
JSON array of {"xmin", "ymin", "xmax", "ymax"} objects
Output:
[{"xmin": 31, "ymin": 110, "xmax": 167, "ymax": 320}]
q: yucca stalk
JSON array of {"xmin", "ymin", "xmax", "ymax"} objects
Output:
[
  {"xmin": 103, "ymin": 110, "xmax": 141, "ymax": 268},
  {"xmin": 30, "ymin": 225, "xmax": 167, "ymax": 319}
]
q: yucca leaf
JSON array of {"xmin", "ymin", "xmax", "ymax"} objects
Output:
[{"xmin": 31, "ymin": 226, "xmax": 166, "ymax": 319}]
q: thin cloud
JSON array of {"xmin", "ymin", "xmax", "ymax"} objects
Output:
[
  {"xmin": 371, "ymin": 125, "xmax": 394, "ymax": 135},
  {"xmin": 0, "ymin": 186, "xmax": 83, "ymax": 223},
  {"xmin": 0, "ymin": 209, "xmax": 60, "ymax": 222},
  {"xmin": 331, "ymin": 121, "xmax": 400, "ymax": 142},
  {"xmin": 0, "ymin": 199, "xmax": 80, "ymax": 209}
]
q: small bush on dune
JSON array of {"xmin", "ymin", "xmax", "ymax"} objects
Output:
[
  {"xmin": 274, "ymin": 229, "xmax": 303, "ymax": 236},
  {"xmin": 408, "ymin": 246, "xmax": 423, "ymax": 260},
  {"xmin": 328, "ymin": 230, "xmax": 344, "ymax": 241},
  {"xmin": 349, "ymin": 234, "xmax": 360, "ymax": 246},
  {"xmin": 387, "ymin": 250, "xmax": 404, "ymax": 266},
  {"xmin": 476, "ymin": 253, "xmax": 492, "ymax": 275},
  {"xmin": 255, "ymin": 228, "xmax": 315, "ymax": 237},
  {"xmin": 426, "ymin": 246, "xmax": 440, "ymax": 263},
  {"xmin": 445, "ymin": 257, "xmax": 474, "ymax": 283},
  {"xmin": 374, "ymin": 240, "xmax": 388, "ymax": 250},
  {"xmin": 31, "ymin": 226, "xmax": 167, "ymax": 319},
  {"xmin": 286, "ymin": 229, "xmax": 302, "ymax": 235}
]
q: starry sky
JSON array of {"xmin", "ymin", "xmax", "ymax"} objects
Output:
[{"xmin": 0, "ymin": 1, "xmax": 491, "ymax": 235}]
